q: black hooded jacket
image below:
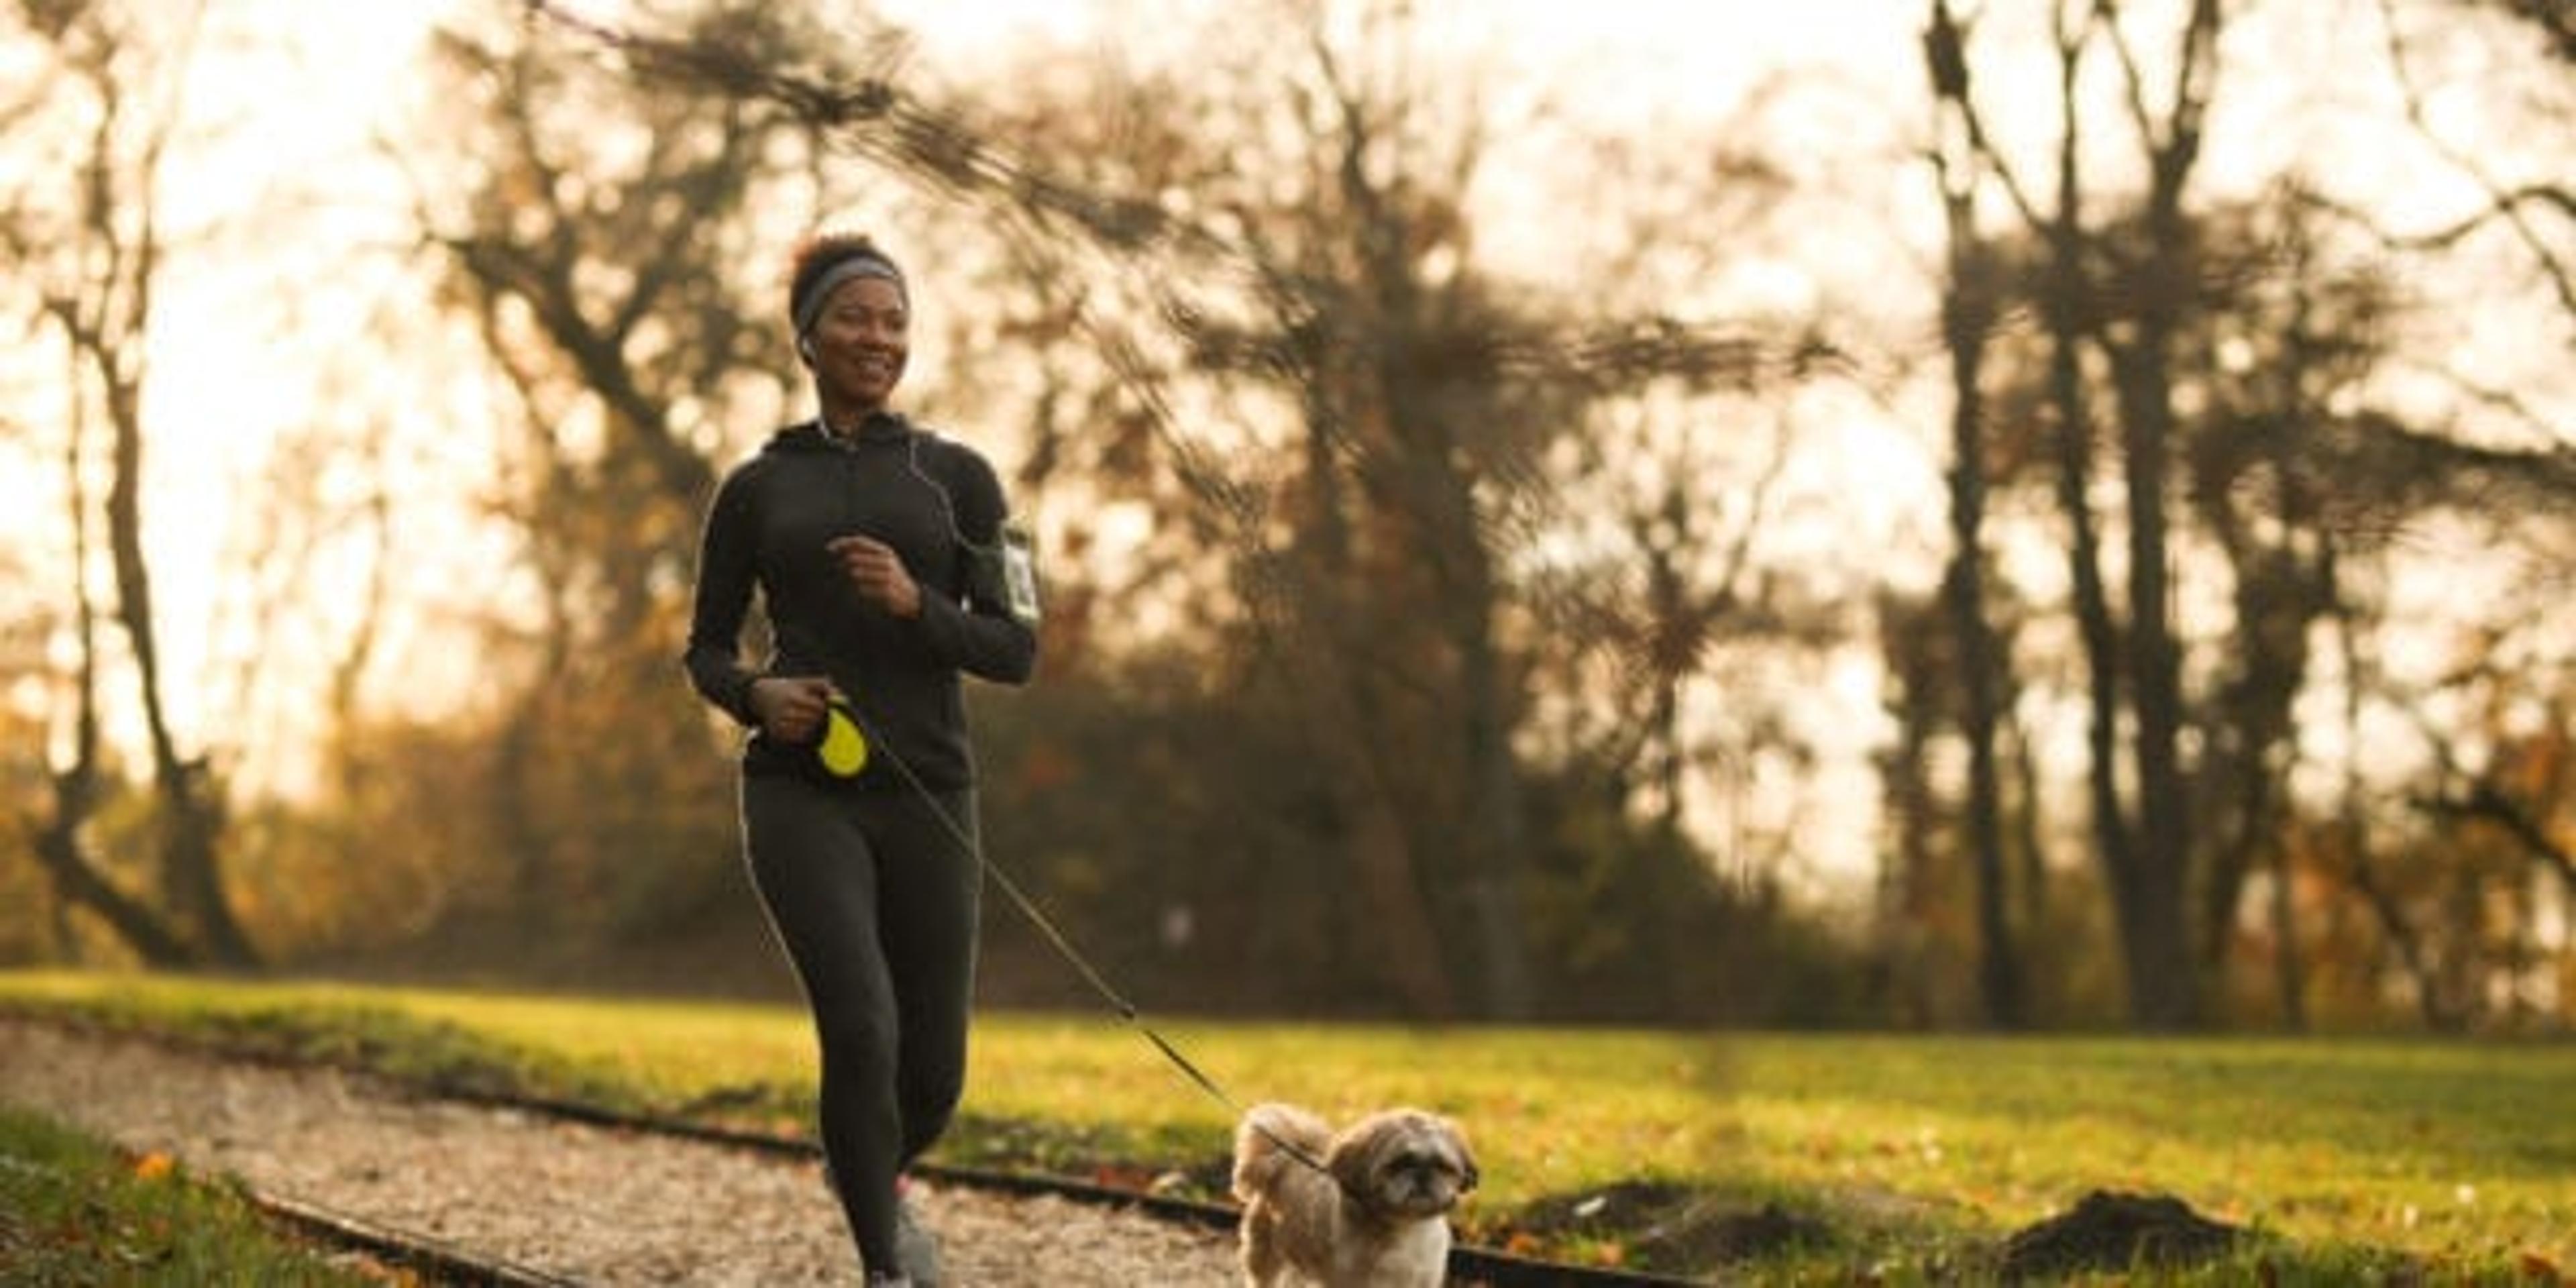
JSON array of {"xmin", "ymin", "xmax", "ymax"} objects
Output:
[{"xmin": 684, "ymin": 414, "xmax": 1036, "ymax": 790}]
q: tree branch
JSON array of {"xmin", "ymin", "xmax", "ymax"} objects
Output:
[
  {"xmin": 2374, "ymin": 0, "xmax": 2576, "ymax": 318},
  {"xmin": 2418, "ymin": 783, "xmax": 2576, "ymax": 890}
]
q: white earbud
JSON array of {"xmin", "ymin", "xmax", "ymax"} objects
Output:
[{"xmin": 798, "ymin": 335, "xmax": 816, "ymax": 361}]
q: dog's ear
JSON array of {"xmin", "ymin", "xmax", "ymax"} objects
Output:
[
  {"xmin": 1324, "ymin": 1122, "xmax": 1382, "ymax": 1198},
  {"xmin": 1448, "ymin": 1121, "xmax": 1479, "ymax": 1193}
]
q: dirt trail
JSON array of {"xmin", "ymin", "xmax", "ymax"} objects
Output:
[{"xmin": 0, "ymin": 1018, "xmax": 1241, "ymax": 1286}]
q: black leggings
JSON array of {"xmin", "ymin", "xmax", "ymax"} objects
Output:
[{"xmin": 741, "ymin": 773, "xmax": 981, "ymax": 1273}]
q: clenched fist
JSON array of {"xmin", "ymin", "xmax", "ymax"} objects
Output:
[
  {"xmin": 748, "ymin": 676, "xmax": 840, "ymax": 744},
  {"xmin": 826, "ymin": 534, "xmax": 922, "ymax": 619}
]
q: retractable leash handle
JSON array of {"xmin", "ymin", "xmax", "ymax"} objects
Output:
[
  {"xmin": 765, "ymin": 621, "xmax": 866, "ymax": 780},
  {"xmin": 816, "ymin": 698, "xmax": 869, "ymax": 777}
]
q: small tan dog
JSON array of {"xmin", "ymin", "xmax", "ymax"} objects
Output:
[{"xmin": 1230, "ymin": 1102, "xmax": 1478, "ymax": 1287}]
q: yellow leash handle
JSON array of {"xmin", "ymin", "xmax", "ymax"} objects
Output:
[{"xmin": 817, "ymin": 701, "xmax": 869, "ymax": 777}]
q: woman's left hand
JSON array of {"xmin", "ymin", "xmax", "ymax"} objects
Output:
[{"xmin": 826, "ymin": 534, "xmax": 922, "ymax": 619}]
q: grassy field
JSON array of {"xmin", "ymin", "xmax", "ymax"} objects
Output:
[
  {"xmin": 0, "ymin": 1102, "xmax": 383, "ymax": 1285},
  {"xmin": 1, "ymin": 969, "xmax": 2569, "ymax": 1283}
]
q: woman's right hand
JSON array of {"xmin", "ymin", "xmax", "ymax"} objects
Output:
[{"xmin": 747, "ymin": 676, "xmax": 839, "ymax": 745}]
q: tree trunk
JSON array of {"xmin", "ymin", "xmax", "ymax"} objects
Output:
[
  {"xmin": 1327, "ymin": 56, "xmax": 1534, "ymax": 1019},
  {"xmin": 30, "ymin": 790, "xmax": 199, "ymax": 969},
  {"xmin": 1878, "ymin": 646, "xmax": 1940, "ymax": 1028},
  {"xmin": 1409, "ymin": 423, "xmax": 1534, "ymax": 1019},
  {"xmin": 1458, "ymin": 566, "xmax": 1534, "ymax": 1020},
  {"xmin": 2267, "ymin": 835, "xmax": 2307, "ymax": 1031},
  {"xmin": 1933, "ymin": 205, "xmax": 2021, "ymax": 1028},
  {"xmin": 2085, "ymin": 0, "xmax": 2224, "ymax": 1030},
  {"xmin": 1294, "ymin": 623, "xmax": 1460, "ymax": 1021},
  {"xmin": 32, "ymin": 482, "xmax": 197, "ymax": 969},
  {"xmin": 1925, "ymin": 0, "xmax": 2025, "ymax": 1028},
  {"xmin": 95, "ymin": 311, "xmax": 258, "ymax": 968},
  {"xmin": 2105, "ymin": 334, "xmax": 2198, "ymax": 1030},
  {"xmin": 19, "ymin": 337, "xmax": 202, "ymax": 968},
  {"xmin": 2006, "ymin": 712, "xmax": 2049, "ymax": 954},
  {"xmin": 1284, "ymin": 392, "xmax": 1458, "ymax": 1019}
]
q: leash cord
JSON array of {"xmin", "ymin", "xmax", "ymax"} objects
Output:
[{"xmin": 845, "ymin": 708, "xmax": 1338, "ymax": 1181}]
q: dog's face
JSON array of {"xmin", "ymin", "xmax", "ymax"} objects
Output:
[{"xmin": 1326, "ymin": 1109, "xmax": 1478, "ymax": 1222}]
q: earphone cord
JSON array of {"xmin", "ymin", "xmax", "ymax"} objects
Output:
[{"xmin": 845, "ymin": 705, "xmax": 1340, "ymax": 1183}]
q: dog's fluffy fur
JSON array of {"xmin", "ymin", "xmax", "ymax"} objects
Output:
[{"xmin": 1230, "ymin": 1102, "xmax": 1477, "ymax": 1288}]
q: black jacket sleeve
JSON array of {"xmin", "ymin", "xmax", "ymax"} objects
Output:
[
  {"xmin": 916, "ymin": 445, "xmax": 1038, "ymax": 686},
  {"xmin": 683, "ymin": 467, "xmax": 767, "ymax": 727}
]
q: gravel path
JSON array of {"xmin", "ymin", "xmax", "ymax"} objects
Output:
[{"xmin": 0, "ymin": 1018, "xmax": 1242, "ymax": 1286}]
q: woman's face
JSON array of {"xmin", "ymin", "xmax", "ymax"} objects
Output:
[{"xmin": 807, "ymin": 274, "xmax": 909, "ymax": 411}]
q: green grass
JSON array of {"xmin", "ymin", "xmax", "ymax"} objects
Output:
[
  {"xmin": 2, "ymin": 969, "xmax": 2569, "ymax": 1284},
  {"xmin": 0, "ymin": 1102, "xmax": 382, "ymax": 1286}
]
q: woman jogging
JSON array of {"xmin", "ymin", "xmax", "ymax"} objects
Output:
[{"xmin": 683, "ymin": 231, "xmax": 1040, "ymax": 1287}]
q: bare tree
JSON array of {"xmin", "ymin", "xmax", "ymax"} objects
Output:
[
  {"xmin": 2, "ymin": 0, "xmax": 254, "ymax": 966},
  {"xmin": 1919, "ymin": 0, "xmax": 2229, "ymax": 1028},
  {"xmin": 13, "ymin": 358, "xmax": 196, "ymax": 967}
]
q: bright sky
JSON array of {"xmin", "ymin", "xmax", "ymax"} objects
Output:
[
  {"xmin": 17, "ymin": 0, "xmax": 2569, "ymax": 887},
  {"xmin": 121, "ymin": 0, "xmax": 1933, "ymax": 758}
]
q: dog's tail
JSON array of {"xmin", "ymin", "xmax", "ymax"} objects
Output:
[{"xmin": 1231, "ymin": 1102, "xmax": 1330, "ymax": 1203}]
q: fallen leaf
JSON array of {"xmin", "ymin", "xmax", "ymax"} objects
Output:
[{"xmin": 131, "ymin": 1152, "xmax": 174, "ymax": 1182}]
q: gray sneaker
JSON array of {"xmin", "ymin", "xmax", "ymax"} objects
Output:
[{"xmin": 895, "ymin": 1195, "xmax": 942, "ymax": 1287}]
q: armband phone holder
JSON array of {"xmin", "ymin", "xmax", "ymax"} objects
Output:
[{"xmin": 1001, "ymin": 521, "xmax": 1040, "ymax": 626}]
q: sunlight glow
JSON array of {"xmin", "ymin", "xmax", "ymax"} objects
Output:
[{"xmin": 12, "ymin": 0, "xmax": 2570, "ymax": 885}]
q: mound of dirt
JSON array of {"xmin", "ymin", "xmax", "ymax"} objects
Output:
[
  {"xmin": 1998, "ymin": 1189, "xmax": 2245, "ymax": 1280},
  {"xmin": 1513, "ymin": 1181, "xmax": 1833, "ymax": 1267}
]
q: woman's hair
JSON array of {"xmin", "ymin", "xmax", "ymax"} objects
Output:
[{"xmin": 787, "ymin": 231, "xmax": 908, "ymax": 336}]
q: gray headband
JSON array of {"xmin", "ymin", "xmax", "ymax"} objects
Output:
[{"xmin": 793, "ymin": 254, "xmax": 906, "ymax": 338}]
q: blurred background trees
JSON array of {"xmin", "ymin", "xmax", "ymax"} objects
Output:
[{"xmin": 2, "ymin": 0, "xmax": 2568, "ymax": 1032}]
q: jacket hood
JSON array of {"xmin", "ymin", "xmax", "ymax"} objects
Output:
[{"xmin": 764, "ymin": 413, "xmax": 915, "ymax": 454}]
